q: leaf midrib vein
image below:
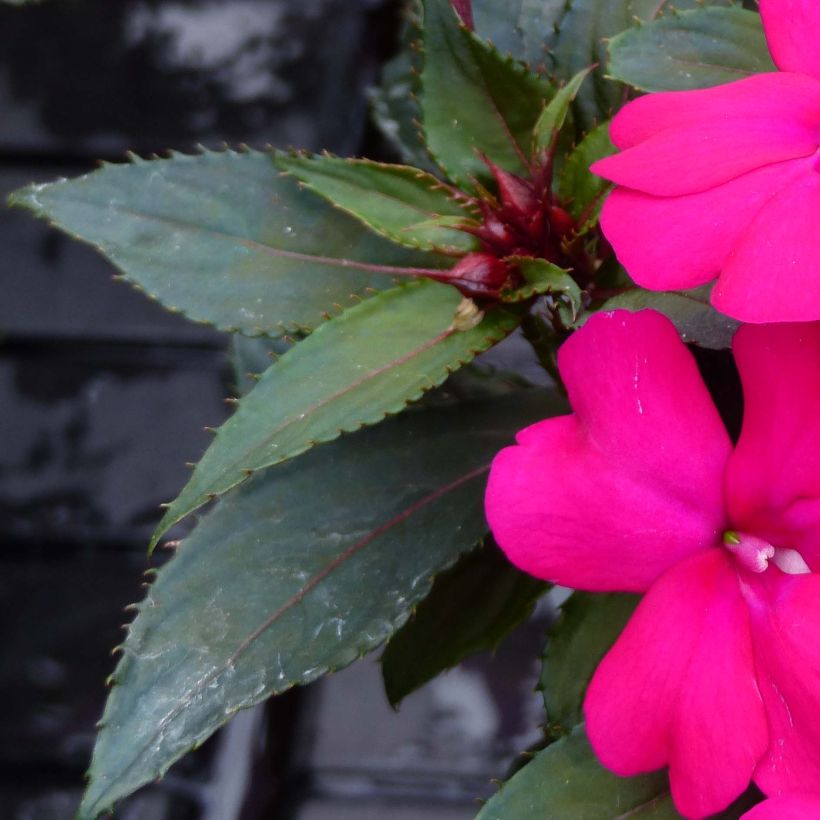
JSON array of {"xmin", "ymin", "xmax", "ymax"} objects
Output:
[{"xmin": 92, "ymin": 462, "xmax": 492, "ymax": 811}]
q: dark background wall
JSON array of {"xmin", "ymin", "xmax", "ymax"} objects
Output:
[{"xmin": 0, "ymin": 3, "xmax": 548, "ymax": 817}]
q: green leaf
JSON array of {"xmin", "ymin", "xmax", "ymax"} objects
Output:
[
  {"xmin": 608, "ymin": 7, "xmax": 775, "ymax": 93},
  {"xmin": 381, "ymin": 540, "xmax": 552, "ymax": 707},
  {"xmin": 557, "ymin": 120, "xmax": 616, "ymax": 226},
  {"xmin": 79, "ymin": 388, "xmax": 557, "ymax": 819},
  {"xmin": 276, "ymin": 153, "xmax": 478, "ymax": 254},
  {"xmin": 540, "ymin": 592, "xmax": 639, "ymax": 739},
  {"xmin": 472, "ymin": 0, "xmax": 565, "ymax": 66},
  {"xmin": 476, "ymin": 724, "xmax": 672, "ymax": 819},
  {"xmin": 551, "ymin": 0, "xmax": 731, "ymax": 127},
  {"xmin": 599, "ymin": 286, "xmax": 740, "ymax": 350},
  {"xmin": 533, "ymin": 69, "xmax": 592, "ymax": 154},
  {"xmin": 152, "ymin": 280, "xmax": 520, "ymax": 547},
  {"xmin": 421, "ymin": 0, "xmax": 553, "ymax": 189},
  {"xmin": 502, "ymin": 257, "xmax": 583, "ymax": 319},
  {"xmin": 8, "ymin": 149, "xmax": 445, "ymax": 335}
]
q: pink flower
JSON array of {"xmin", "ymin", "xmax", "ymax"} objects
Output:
[
  {"xmin": 743, "ymin": 795, "xmax": 820, "ymax": 819},
  {"xmin": 591, "ymin": 1, "xmax": 820, "ymax": 323},
  {"xmin": 485, "ymin": 310, "xmax": 820, "ymax": 818}
]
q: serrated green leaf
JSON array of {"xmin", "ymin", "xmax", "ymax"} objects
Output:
[
  {"xmin": 540, "ymin": 592, "xmax": 639, "ymax": 739},
  {"xmin": 502, "ymin": 257, "xmax": 583, "ymax": 320},
  {"xmin": 276, "ymin": 153, "xmax": 478, "ymax": 254},
  {"xmin": 472, "ymin": 0, "xmax": 565, "ymax": 66},
  {"xmin": 476, "ymin": 724, "xmax": 672, "ymax": 819},
  {"xmin": 152, "ymin": 280, "xmax": 520, "ymax": 547},
  {"xmin": 552, "ymin": 0, "xmax": 731, "ymax": 127},
  {"xmin": 79, "ymin": 388, "xmax": 556, "ymax": 819},
  {"xmin": 372, "ymin": 0, "xmax": 563, "ymax": 167},
  {"xmin": 381, "ymin": 540, "xmax": 552, "ymax": 707},
  {"xmin": 421, "ymin": 0, "xmax": 553, "ymax": 189},
  {"xmin": 8, "ymin": 149, "xmax": 446, "ymax": 335},
  {"xmin": 533, "ymin": 68, "xmax": 591, "ymax": 154},
  {"xmin": 608, "ymin": 7, "xmax": 775, "ymax": 93},
  {"xmin": 478, "ymin": 723, "xmax": 764, "ymax": 818},
  {"xmin": 557, "ymin": 120, "xmax": 616, "ymax": 226},
  {"xmin": 599, "ymin": 286, "xmax": 740, "ymax": 350}
]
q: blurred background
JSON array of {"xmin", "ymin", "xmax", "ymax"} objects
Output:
[{"xmin": 0, "ymin": 1, "xmax": 551, "ymax": 818}]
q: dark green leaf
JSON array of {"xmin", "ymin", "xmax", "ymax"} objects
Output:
[
  {"xmin": 552, "ymin": 0, "xmax": 731, "ymax": 127},
  {"xmin": 276, "ymin": 153, "xmax": 478, "ymax": 254},
  {"xmin": 152, "ymin": 280, "xmax": 520, "ymax": 547},
  {"xmin": 501, "ymin": 257, "xmax": 582, "ymax": 316},
  {"xmin": 533, "ymin": 69, "xmax": 592, "ymax": 154},
  {"xmin": 540, "ymin": 592, "xmax": 639, "ymax": 739},
  {"xmin": 381, "ymin": 541, "xmax": 552, "ymax": 707},
  {"xmin": 599, "ymin": 286, "xmax": 740, "ymax": 350},
  {"xmin": 421, "ymin": 0, "xmax": 553, "ymax": 189},
  {"xmin": 370, "ymin": 3, "xmax": 441, "ymax": 172},
  {"xmin": 229, "ymin": 334, "xmax": 291, "ymax": 397},
  {"xmin": 608, "ymin": 7, "xmax": 775, "ymax": 93},
  {"xmin": 476, "ymin": 724, "xmax": 672, "ymax": 819},
  {"xmin": 8, "ymin": 149, "xmax": 445, "ymax": 335},
  {"xmin": 557, "ymin": 120, "xmax": 616, "ymax": 226},
  {"xmin": 79, "ymin": 388, "xmax": 557, "ymax": 819},
  {"xmin": 472, "ymin": 0, "xmax": 565, "ymax": 66}
]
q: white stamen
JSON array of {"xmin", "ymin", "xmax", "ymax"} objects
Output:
[{"xmin": 772, "ymin": 548, "xmax": 811, "ymax": 575}]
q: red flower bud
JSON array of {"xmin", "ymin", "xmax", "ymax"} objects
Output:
[
  {"xmin": 449, "ymin": 252, "xmax": 510, "ymax": 292},
  {"xmin": 490, "ymin": 165, "xmax": 539, "ymax": 219}
]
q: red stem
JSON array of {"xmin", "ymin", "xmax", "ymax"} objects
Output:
[{"xmin": 450, "ymin": 0, "xmax": 474, "ymax": 29}]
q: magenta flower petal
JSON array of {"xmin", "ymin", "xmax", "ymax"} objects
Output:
[
  {"xmin": 743, "ymin": 794, "xmax": 820, "ymax": 819},
  {"xmin": 585, "ymin": 549, "xmax": 768, "ymax": 819},
  {"xmin": 593, "ymin": 11, "xmax": 820, "ymax": 321},
  {"xmin": 743, "ymin": 572, "xmax": 820, "ymax": 796},
  {"xmin": 761, "ymin": 0, "xmax": 820, "ymax": 80},
  {"xmin": 713, "ymin": 172, "xmax": 820, "ymax": 322},
  {"xmin": 592, "ymin": 118, "xmax": 818, "ymax": 197},
  {"xmin": 485, "ymin": 310, "xmax": 730, "ymax": 592},
  {"xmin": 607, "ymin": 73, "xmax": 820, "ymax": 150},
  {"xmin": 599, "ymin": 157, "xmax": 810, "ymax": 292},
  {"xmin": 727, "ymin": 322, "xmax": 820, "ymax": 567}
]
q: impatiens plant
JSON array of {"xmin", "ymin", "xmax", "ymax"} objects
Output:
[{"xmin": 7, "ymin": 0, "xmax": 820, "ymax": 817}]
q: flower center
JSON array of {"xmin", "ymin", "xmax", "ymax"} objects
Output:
[{"xmin": 722, "ymin": 531, "xmax": 810, "ymax": 575}]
